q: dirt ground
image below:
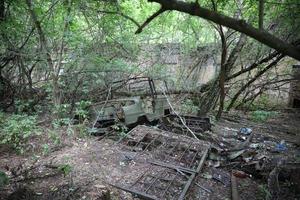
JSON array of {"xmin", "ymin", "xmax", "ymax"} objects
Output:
[{"xmin": 0, "ymin": 109, "xmax": 300, "ymax": 200}]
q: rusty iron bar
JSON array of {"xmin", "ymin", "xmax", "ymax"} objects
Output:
[
  {"xmin": 178, "ymin": 147, "xmax": 210, "ymax": 200},
  {"xmin": 188, "ymin": 146, "xmax": 202, "ymax": 169},
  {"xmin": 131, "ymin": 133, "xmax": 162, "ymax": 159},
  {"xmin": 177, "ymin": 142, "xmax": 194, "ymax": 162},
  {"xmin": 160, "ymin": 171, "xmax": 180, "ymax": 199},
  {"xmin": 125, "ymin": 132, "xmax": 149, "ymax": 149},
  {"xmin": 114, "ymin": 128, "xmax": 211, "ymax": 200},
  {"xmin": 134, "ymin": 167, "xmax": 185, "ymax": 199},
  {"xmin": 144, "ymin": 169, "xmax": 168, "ymax": 193},
  {"xmin": 130, "ymin": 165, "xmax": 153, "ymax": 187},
  {"xmin": 109, "ymin": 183, "xmax": 158, "ymax": 200},
  {"xmin": 123, "ymin": 130, "xmax": 204, "ymax": 171},
  {"xmin": 149, "ymin": 160, "xmax": 196, "ymax": 174}
]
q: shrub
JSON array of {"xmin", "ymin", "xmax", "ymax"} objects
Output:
[
  {"xmin": 181, "ymin": 99, "xmax": 199, "ymax": 115},
  {"xmin": 0, "ymin": 113, "xmax": 39, "ymax": 153},
  {"xmin": 74, "ymin": 100, "xmax": 91, "ymax": 122},
  {"xmin": 0, "ymin": 171, "xmax": 9, "ymax": 188},
  {"xmin": 250, "ymin": 110, "xmax": 278, "ymax": 122}
]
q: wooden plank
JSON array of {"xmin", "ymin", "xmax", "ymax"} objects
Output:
[{"xmin": 231, "ymin": 172, "xmax": 240, "ymax": 200}]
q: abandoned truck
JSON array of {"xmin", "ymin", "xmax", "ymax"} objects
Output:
[
  {"xmin": 85, "ymin": 77, "xmax": 211, "ymax": 135},
  {"xmin": 88, "ymin": 77, "xmax": 171, "ymax": 131}
]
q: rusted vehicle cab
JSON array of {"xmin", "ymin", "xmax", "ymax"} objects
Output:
[{"xmin": 90, "ymin": 78, "xmax": 170, "ymax": 129}]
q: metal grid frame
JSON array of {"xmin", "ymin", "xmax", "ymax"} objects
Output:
[
  {"xmin": 120, "ymin": 130, "xmax": 206, "ymax": 170},
  {"xmin": 111, "ymin": 127, "xmax": 210, "ymax": 200},
  {"xmin": 159, "ymin": 114, "xmax": 211, "ymax": 135}
]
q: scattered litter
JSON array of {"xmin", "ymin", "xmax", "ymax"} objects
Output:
[
  {"xmin": 201, "ymin": 172, "xmax": 213, "ymax": 179},
  {"xmin": 228, "ymin": 150, "xmax": 246, "ymax": 160},
  {"xmin": 239, "ymin": 127, "xmax": 252, "ymax": 135},
  {"xmin": 275, "ymin": 140, "xmax": 287, "ymax": 152},
  {"xmin": 94, "ymin": 184, "xmax": 106, "ymax": 189},
  {"xmin": 224, "ymin": 127, "xmax": 239, "ymax": 132},
  {"xmin": 249, "ymin": 143, "xmax": 261, "ymax": 149},
  {"xmin": 232, "ymin": 170, "xmax": 250, "ymax": 178},
  {"xmin": 207, "ymin": 160, "xmax": 221, "ymax": 168},
  {"xmin": 209, "ymin": 147, "xmax": 225, "ymax": 161}
]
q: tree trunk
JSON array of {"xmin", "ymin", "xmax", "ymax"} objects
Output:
[{"xmin": 216, "ymin": 26, "xmax": 227, "ymax": 119}]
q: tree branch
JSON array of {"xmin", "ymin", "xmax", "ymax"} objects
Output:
[
  {"xmin": 139, "ymin": 0, "xmax": 300, "ymax": 60},
  {"xmin": 135, "ymin": 7, "xmax": 166, "ymax": 34},
  {"xmin": 227, "ymin": 51, "xmax": 279, "ymax": 80},
  {"xmin": 259, "ymin": 0, "xmax": 264, "ymax": 30},
  {"xmin": 226, "ymin": 54, "xmax": 285, "ymax": 111},
  {"xmin": 97, "ymin": 10, "xmax": 141, "ymax": 28}
]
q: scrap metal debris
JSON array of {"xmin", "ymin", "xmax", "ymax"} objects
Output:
[
  {"xmin": 159, "ymin": 114, "xmax": 211, "ymax": 137},
  {"xmin": 110, "ymin": 125, "xmax": 210, "ymax": 200}
]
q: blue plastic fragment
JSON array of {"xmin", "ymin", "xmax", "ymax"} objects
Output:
[
  {"xmin": 275, "ymin": 140, "xmax": 287, "ymax": 152},
  {"xmin": 239, "ymin": 127, "xmax": 252, "ymax": 135}
]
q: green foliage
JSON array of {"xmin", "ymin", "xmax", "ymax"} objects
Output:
[
  {"xmin": 254, "ymin": 95, "xmax": 272, "ymax": 110},
  {"xmin": 42, "ymin": 144, "xmax": 50, "ymax": 156},
  {"xmin": 48, "ymin": 130, "xmax": 61, "ymax": 145},
  {"xmin": 15, "ymin": 99, "xmax": 35, "ymax": 113},
  {"xmin": 74, "ymin": 124, "xmax": 89, "ymax": 138},
  {"xmin": 52, "ymin": 104, "xmax": 72, "ymax": 128},
  {"xmin": 0, "ymin": 113, "xmax": 39, "ymax": 153},
  {"xmin": 0, "ymin": 171, "xmax": 9, "ymax": 189},
  {"xmin": 235, "ymin": 94, "xmax": 284, "ymax": 111},
  {"xmin": 250, "ymin": 110, "xmax": 278, "ymax": 122},
  {"xmin": 258, "ymin": 184, "xmax": 272, "ymax": 200},
  {"xmin": 52, "ymin": 118, "xmax": 71, "ymax": 128},
  {"xmin": 111, "ymin": 124, "xmax": 128, "ymax": 139},
  {"xmin": 180, "ymin": 99, "xmax": 199, "ymax": 115},
  {"xmin": 58, "ymin": 164, "xmax": 72, "ymax": 177},
  {"xmin": 75, "ymin": 100, "xmax": 91, "ymax": 122}
]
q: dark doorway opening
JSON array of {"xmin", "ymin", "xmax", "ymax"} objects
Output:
[{"xmin": 293, "ymin": 98, "xmax": 300, "ymax": 108}]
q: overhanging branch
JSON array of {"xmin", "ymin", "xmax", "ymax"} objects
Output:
[
  {"xmin": 135, "ymin": 7, "xmax": 166, "ymax": 34},
  {"xmin": 97, "ymin": 10, "xmax": 141, "ymax": 28},
  {"xmin": 137, "ymin": 0, "xmax": 300, "ymax": 61}
]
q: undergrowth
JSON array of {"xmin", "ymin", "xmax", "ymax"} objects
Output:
[
  {"xmin": 250, "ymin": 110, "xmax": 278, "ymax": 122},
  {"xmin": 0, "ymin": 112, "xmax": 39, "ymax": 153}
]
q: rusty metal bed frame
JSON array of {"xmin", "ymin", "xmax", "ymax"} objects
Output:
[{"xmin": 110, "ymin": 126, "xmax": 210, "ymax": 200}]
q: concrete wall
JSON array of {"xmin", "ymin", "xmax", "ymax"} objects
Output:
[{"xmin": 289, "ymin": 65, "xmax": 300, "ymax": 108}]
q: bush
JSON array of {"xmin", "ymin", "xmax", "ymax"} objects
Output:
[
  {"xmin": 181, "ymin": 99, "xmax": 199, "ymax": 115},
  {"xmin": 0, "ymin": 113, "xmax": 39, "ymax": 153},
  {"xmin": 235, "ymin": 94, "xmax": 282, "ymax": 111},
  {"xmin": 0, "ymin": 171, "xmax": 9, "ymax": 188},
  {"xmin": 250, "ymin": 110, "xmax": 278, "ymax": 122},
  {"xmin": 75, "ymin": 100, "xmax": 91, "ymax": 122}
]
